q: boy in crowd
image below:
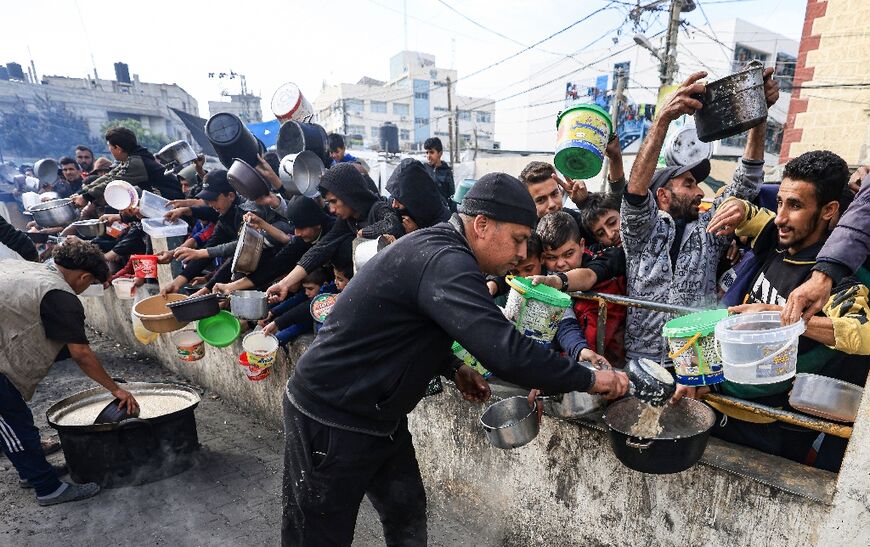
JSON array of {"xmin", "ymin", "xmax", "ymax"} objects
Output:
[
  {"xmin": 386, "ymin": 158, "xmax": 450, "ymax": 234},
  {"xmin": 266, "ymin": 163, "xmax": 403, "ymax": 302},
  {"xmin": 328, "ymin": 133, "xmax": 357, "ymax": 166},
  {"xmin": 423, "ymin": 137, "xmax": 456, "ymax": 212},
  {"xmin": 536, "ymin": 211, "xmax": 610, "ymax": 366},
  {"xmin": 533, "ymin": 193, "xmax": 627, "ymax": 363},
  {"xmin": 263, "ymin": 267, "xmax": 335, "ymax": 345}
]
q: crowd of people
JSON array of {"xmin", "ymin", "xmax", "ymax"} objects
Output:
[{"xmin": 0, "ymin": 67, "xmax": 868, "ymax": 545}]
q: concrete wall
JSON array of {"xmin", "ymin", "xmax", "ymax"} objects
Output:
[{"xmin": 80, "ymin": 285, "xmax": 870, "ymax": 546}]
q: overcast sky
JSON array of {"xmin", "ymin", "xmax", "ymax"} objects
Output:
[{"xmin": 4, "ymin": 0, "xmax": 805, "ymax": 148}]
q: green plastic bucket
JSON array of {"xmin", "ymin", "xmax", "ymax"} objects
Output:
[
  {"xmin": 453, "ymin": 179, "xmax": 476, "ymax": 204},
  {"xmin": 197, "ymin": 310, "xmax": 241, "ymax": 347},
  {"xmin": 503, "ymin": 276, "xmax": 572, "ymax": 345},
  {"xmin": 451, "ymin": 341, "xmax": 491, "ymax": 379},
  {"xmin": 554, "ymin": 104, "xmax": 613, "ymax": 179},
  {"xmin": 662, "ymin": 308, "xmax": 728, "ymax": 386}
]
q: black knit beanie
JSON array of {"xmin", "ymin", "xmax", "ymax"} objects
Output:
[
  {"xmin": 286, "ymin": 196, "xmax": 330, "ymax": 228},
  {"xmin": 459, "ymin": 172, "xmax": 537, "ymax": 228}
]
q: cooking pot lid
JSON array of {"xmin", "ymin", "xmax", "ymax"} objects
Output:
[
  {"xmin": 604, "ymin": 397, "xmax": 714, "ymax": 439},
  {"xmin": 47, "ymin": 382, "xmax": 201, "ymax": 430}
]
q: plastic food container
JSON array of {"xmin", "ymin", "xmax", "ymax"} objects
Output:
[
  {"xmin": 132, "ymin": 293, "xmax": 189, "ymax": 333},
  {"xmin": 503, "ymin": 275, "xmax": 572, "ymax": 345},
  {"xmin": 663, "ymin": 309, "xmax": 728, "ymax": 386},
  {"xmin": 141, "ymin": 218, "xmax": 188, "ymax": 239},
  {"xmin": 554, "ymin": 104, "xmax": 613, "ymax": 179},
  {"xmin": 130, "ymin": 255, "xmax": 159, "ymax": 279},
  {"xmin": 789, "ymin": 373, "xmax": 864, "ymax": 423},
  {"xmin": 80, "ymin": 283, "xmax": 105, "ymax": 297},
  {"xmin": 111, "ymin": 277, "xmax": 136, "ymax": 300},
  {"xmin": 139, "ymin": 190, "xmax": 172, "ymax": 218},
  {"xmin": 715, "ymin": 312, "xmax": 805, "ymax": 385},
  {"xmin": 242, "ymin": 331, "xmax": 279, "ymax": 368},
  {"xmin": 104, "ymin": 180, "xmax": 139, "ymax": 210},
  {"xmin": 172, "ymin": 330, "xmax": 205, "ymax": 362},
  {"xmin": 238, "ymin": 353, "xmax": 271, "ymax": 381},
  {"xmin": 197, "ymin": 311, "xmax": 241, "ymax": 347}
]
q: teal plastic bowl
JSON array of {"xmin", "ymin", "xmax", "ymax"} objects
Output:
[{"xmin": 196, "ymin": 311, "xmax": 241, "ymax": 347}]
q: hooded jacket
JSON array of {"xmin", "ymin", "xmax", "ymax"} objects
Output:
[
  {"xmin": 81, "ymin": 145, "xmax": 184, "ymax": 201},
  {"xmin": 814, "ymin": 172, "xmax": 870, "ymax": 283},
  {"xmin": 386, "ymin": 159, "xmax": 450, "ymax": 229},
  {"xmin": 296, "ymin": 164, "xmax": 403, "ymax": 273}
]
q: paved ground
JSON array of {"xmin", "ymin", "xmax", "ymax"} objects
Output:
[{"xmin": 0, "ymin": 329, "xmax": 480, "ymax": 547}]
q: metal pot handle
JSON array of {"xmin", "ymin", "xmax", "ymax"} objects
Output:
[
  {"xmin": 625, "ymin": 438, "xmax": 653, "ymax": 450},
  {"xmin": 118, "ymin": 417, "xmax": 151, "ymax": 429}
]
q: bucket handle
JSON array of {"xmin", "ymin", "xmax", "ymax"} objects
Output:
[
  {"xmin": 667, "ymin": 332, "xmax": 702, "ymax": 360},
  {"xmin": 504, "ymin": 274, "xmax": 525, "ymax": 296},
  {"xmin": 625, "ymin": 438, "xmax": 653, "ymax": 450},
  {"xmin": 715, "ymin": 336, "xmax": 800, "ymax": 369}
]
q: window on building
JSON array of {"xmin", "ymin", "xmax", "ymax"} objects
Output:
[
  {"xmin": 435, "ymin": 131, "xmax": 450, "ymax": 137},
  {"xmin": 457, "ymin": 110, "xmax": 471, "ymax": 121},
  {"xmin": 775, "ymin": 52, "xmax": 796, "ymax": 93},
  {"xmin": 414, "ymin": 91, "xmax": 429, "ymax": 100},
  {"xmin": 371, "ymin": 101, "xmax": 387, "ymax": 113},
  {"xmin": 414, "ymin": 117, "xmax": 429, "ymax": 126},
  {"xmin": 476, "ymin": 111, "xmax": 492, "ymax": 123},
  {"xmin": 732, "ymin": 44, "xmax": 769, "ymax": 72},
  {"xmin": 345, "ymin": 99, "xmax": 364, "ymax": 113},
  {"xmin": 371, "ymin": 126, "xmax": 380, "ymax": 138},
  {"xmin": 346, "ymin": 125, "xmax": 365, "ymax": 137},
  {"xmin": 393, "ymin": 103, "xmax": 409, "ymax": 116},
  {"xmin": 399, "ymin": 129, "xmax": 410, "ymax": 140},
  {"xmin": 434, "ymin": 106, "xmax": 449, "ymax": 113}
]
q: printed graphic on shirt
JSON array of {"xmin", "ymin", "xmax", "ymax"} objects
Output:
[{"xmin": 748, "ymin": 271, "xmax": 786, "ymax": 307}]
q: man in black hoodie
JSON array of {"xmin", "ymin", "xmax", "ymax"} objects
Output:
[
  {"xmin": 72, "ymin": 127, "xmax": 184, "ymax": 206},
  {"xmin": 279, "ymin": 173, "xmax": 629, "ymax": 546},
  {"xmin": 386, "ymin": 158, "xmax": 450, "ymax": 233},
  {"xmin": 266, "ymin": 163, "xmax": 403, "ymax": 301}
]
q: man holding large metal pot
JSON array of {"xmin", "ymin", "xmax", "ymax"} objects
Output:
[
  {"xmin": 277, "ymin": 173, "xmax": 629, "ymax": 546},
  {"xmin": 0, "ymin": 238, "xmax": 139, "ymax": 505}
]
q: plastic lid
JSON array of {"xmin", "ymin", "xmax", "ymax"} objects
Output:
[
  {"xmin": 556, "ymin": 103, "xmax": 614, "ymax": 134},
  {"xmin": 663, "ymin": 308, "xmax": 728, "ymax": 338},
  {"xmin": 505, "ymin": 275, "xmax": 571, "ymax": 308}
]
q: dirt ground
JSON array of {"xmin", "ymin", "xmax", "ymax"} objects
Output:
[{"xmin": 0, "ymin": 328, "xmax": 484, "ymax": 546}]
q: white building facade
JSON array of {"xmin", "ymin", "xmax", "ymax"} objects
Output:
[{"xmin": 314, "ymin": 51, "xmax": 495, "ymax": 152}]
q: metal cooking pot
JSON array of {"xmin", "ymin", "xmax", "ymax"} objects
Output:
[
  {"xmin": 206, "ymin": 112, "xmax": 261, "ymax": 169},
  {"xmin": 276, "ymin": 120, "xmax": 330, "ymax": 167},
  {"xmin": 353, "ymin": 235, "xmax": 390, "ymax": 274},
  {"xmin": 156, "ymin": 140, "xmax": 198, "ymax": 175},
  {"xmin": 279, "ymin": 151, "xmax": 324, "ymax": 198},
  {"xmin": 603, "ymin": 397, "xmax": 715, "ymax": 474},
  {"xmin": 542, "ymin": 390, "xmax": 604, "ymax": 419},
  {"xmin": 230, "ymin": 290, "xmax": 269, "ymax": 320},
  {"xmin": 46, "ymin": 381, "xmax": 201, "ymax": 487},
  {"xmin": 693, "ymin": 60, "xmax": 767, "ymax": 143},
  {"xmin": 232, "ymin": 223, "xmax": 265, "ymax": 274},
  {"xmin": 480, "ymin": 396, "xmax": 540, "ymax": 449},
  {"xmin": 27, "ymin": 198, "xmax": 78, "ymax": 227},
  {"xmin": 166, "ymin": 293, "xmax": 224, "ymax": 322},
  {"xmin": 34, "ymin": 158, "xmax": 59, "ymax": 184},
  {"xmin": 626, "ymin": 358, "xmax": 676, "ymax": 407},
  {"xmin": 227, "ymin": 158, "xmax": 271, "ymax": 200},
  {"xmin": 71, "ymin": 219, "xmax": 105, "ymax": 239},
  {"xmin": 789, "ymin": 373, "xmax": 864, "ymax": 423}
]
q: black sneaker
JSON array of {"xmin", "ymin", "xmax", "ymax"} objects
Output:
[
  {"xmin": 37, "ymin": 482, "xmax": 100, "ymax": 506},
  {"xmin": 20, "ymin": 463, "xmax": 69, "ymax": 489}
]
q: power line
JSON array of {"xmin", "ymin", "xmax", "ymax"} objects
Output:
[{"xmin": 696, "ymin": 1, "xmax": 733, "ymax": 64}]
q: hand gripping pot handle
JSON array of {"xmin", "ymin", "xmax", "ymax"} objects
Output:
[{"xmin": 714, "ymin": 336, "xmax": 800, "ymax": 368}]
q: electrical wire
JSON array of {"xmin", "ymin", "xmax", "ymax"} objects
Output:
[{"xmin": 696, "ymin": 1, "xmax": 734, "ymax": 64}]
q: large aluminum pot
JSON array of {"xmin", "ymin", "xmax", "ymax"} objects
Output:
[
  {"xmin": 693, "ymin": 60, "xmax": 767, "ymax": 143},
  {"xmin": 27, "ymin": 198, "xmax": 78, "ymax": 227},
  {"xmin": 276, "ymin": 120, "xmax": 330, "ymax": 167},
  {"xmin": 789, "ymin": 373, "xmax": 864, "ymax": 423},
  {"xmin": 46, "ymin": 381, "xmax": 201, "ymax": 487},
  {"xmin": 206, "ymin": 112, "xmax": 261, "ymax": 169},
  {"xmin": 231, "ymin": 223, "xmax": 264, "ymax": 274},
  {"xmin": 227, "ymin": 158, "xmax": 271, "ymax": 200},
  {"xmin": 230, "ymin": 290, "xmax": 269, "ymax": 320},
  {"xmin": 603, "ymin": 397, "xmax": 715, "ymax": 474},
  {"xmin": 480, "ymin": 396, "xmax": 540, "ymax": 450},
  {"xmin": 156, "ymin": 140, "xmax": 198, "ymax": 175},
  {"xmin": 34, "ymin": 158, "xmax": 59, "ymax": 184},
  {"xmin": 279, "ymin": 151, "xmax": 324, "ymax": 198}
]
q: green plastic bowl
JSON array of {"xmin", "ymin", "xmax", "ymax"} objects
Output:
[{"xmin": 196, "ymin": 310, "xmax": 241, "ymax": 347}]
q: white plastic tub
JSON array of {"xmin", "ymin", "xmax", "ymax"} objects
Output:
[
  {"xmin": 111, "ymin": 277, "xmax": 137, "ymax": 300},
  {"xmin": 139, "ymin": 190, "xmax": 172, "ymax": 218},
  {"xmin": 714, "ymin": 312, "xmax": 805, "ymax": 385},
  {"xmin": 141, "ymin": 217, "xmax": 188, "ymax": 239}
]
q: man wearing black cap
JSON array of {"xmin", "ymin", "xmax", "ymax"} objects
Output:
[
  {"xmin": 621, "ymin": 70, "xmax": 778, "ymax": 362},
  {"xmin": 386, "ymin": 158, "xmax": 451, "ymax": 233},
  {"xmin": 160, "ymin": 170, "xmax": 245, "ymax": 295},
  {"xmin": 279, "ymin": 172, "xmax": 629, "ymax": 546}
]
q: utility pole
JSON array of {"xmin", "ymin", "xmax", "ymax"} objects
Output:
[
  {"xmin": 660, "ymin": 0, "xmax": 684, "ymax": 87},
  {"xmin": 454, "ymin": 104, "xmax": 461, "ymax": 164},
  {"xmin": 446, "ymin": 77, "xmax": 456, "ymax": 164},
  {"xmin": 601, "ymin": 69, "xmax": 626, "ymax": 190},
  {"xmin": 473, "ymin": 127, "xmax": 478, "ymax": 160}
]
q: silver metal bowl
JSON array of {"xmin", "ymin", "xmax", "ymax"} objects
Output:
[
  {"xmin": 480, "ymin": 396, "xmax": 539, "ymax": 450},
  {"xmin": 27, "ymin": 198, "xmax": 78, "ymax": 227},
  {"xmin": 71, "ymin": 219, "xmax": 106, "ymax": 239},
  {"xmin": 789, "ymin": 373, "xmax": 864, "ymax": 423}
]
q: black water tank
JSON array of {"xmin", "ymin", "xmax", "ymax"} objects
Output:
[
  {"xmin": 6, "ymin": 62, "xmax": 24, "ymax": 81},
  {"xmin": 114, "ymin": 62, "xmax": 131, "ymax": 83},
  {"xmin": 380, "ymin": 122, "xmax": 399, "ymax": 153},
  {"xmin": 0, "ymin": 66, "xmax": 8, "ymax": 81}
]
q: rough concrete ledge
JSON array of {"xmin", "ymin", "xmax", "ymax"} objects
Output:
[{"xmin": 81, "ymin": 288, "xmax": 851, "ymax": 546}]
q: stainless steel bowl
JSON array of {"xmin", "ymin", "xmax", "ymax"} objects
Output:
[
  {"xmin": 156, "ymin": 140, "xmax": 198, "ymax": 175},
  {"xmin": 71, "ymin": 219, "xmax": 106, "ymax": 239},
  {"xmin": 480, "ymin": 396, "xmax": 539, "ymax": 450},
  {"xmin": 27, "ymin": 198, "xmax": 78, "ymax": 227},
  {"xmin": 231, "ymin": 223, "xmax": 264, "ymax": 274},
  {"xmin": 789, "ymin": 373, "xmax": 864, "ymax": 423}
]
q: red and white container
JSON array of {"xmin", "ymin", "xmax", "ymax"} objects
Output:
[
  {"xmin": 238, "ymin": 353, "xmax": 271, "ymax": 382},
  {"xmin": 130, "ymin": 254, "xmax": 158, "ymax": 280},
  {"xmin": 173, "ymin": 330, "xmax": 205, "ymax": 362},
  {"xmin": 271, "ymin": 82, "xmax": 314, "ymax": 123}
]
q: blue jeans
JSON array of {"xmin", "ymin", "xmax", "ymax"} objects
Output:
[{"xmin": 0, "ymin": 373, "xmax": 63, "ymax": 496}]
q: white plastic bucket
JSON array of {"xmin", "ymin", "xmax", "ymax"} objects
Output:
[
  {"xmin": 111, "ymin": 277, "xmax": 136, "ymax": 299},
  {"xmin": 714, "ymin": 312, "xmax": 805, "ymax": 385},
  {"xmin": 242, "ymin": 331, "xmax": 279, "ymax": 368},
  {"xmin": 272, "ymin": 82, "xmax": 314, "ymax": 123}
]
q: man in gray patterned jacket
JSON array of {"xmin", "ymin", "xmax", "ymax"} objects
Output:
[{"xmin": 621, "ymin": 69, "xmax": 780, "ymax": 362}]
